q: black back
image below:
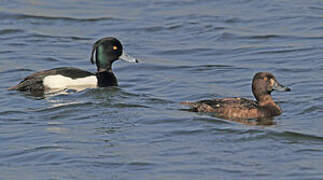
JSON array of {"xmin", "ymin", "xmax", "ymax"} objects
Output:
[{"xmin": 9, "ymin": 67, "xmax": 95, "ymax": 91}]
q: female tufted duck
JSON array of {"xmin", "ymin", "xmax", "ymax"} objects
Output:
[{"xmin": 181, "ymin": 72, "xmax": 291, "ymax": 120}]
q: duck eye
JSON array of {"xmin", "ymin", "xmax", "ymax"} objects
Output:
[
  {"xmin": 113, "ymin": 46, "xmax": 118, "ymax": 50},
  {"xmin": 263, "ymin": 77, "xmax": 268, "ymax": 81}
]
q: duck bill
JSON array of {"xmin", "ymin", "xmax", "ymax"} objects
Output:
[
  {"xmin": 120, "ymin": 52, "xmax": 139, "ymax": 63},
  {"xmin": 273, "ymin": 82, "xmax": 291, "ymax": 92}
]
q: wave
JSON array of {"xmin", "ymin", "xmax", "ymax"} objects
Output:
[{"xmin": 0, "ymin": 12, "xmax": 125, "ymax": 22}]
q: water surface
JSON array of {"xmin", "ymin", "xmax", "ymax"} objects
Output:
[{"xmin": 1, "ymin": 0, "xmax": 323, "ymax": 179}]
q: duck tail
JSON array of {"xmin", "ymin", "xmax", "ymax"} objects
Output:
[
  {"xmin": 181, "ymin": 101, "xmax": 215, "ymax": 113},
  {"xmin": 8, "ymin": 81, "xmax": 26, "ymax": 91},
  {"xmin": 8, "ymin": 85, "xmax": 19, "ymax": 90}
]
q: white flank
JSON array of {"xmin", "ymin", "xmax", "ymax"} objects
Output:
[{"xmin": 43, "ymin": 75, "xmax": 97, "ymax": 91}]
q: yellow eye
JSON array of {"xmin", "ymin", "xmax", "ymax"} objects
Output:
[
  {"xmin": 264, "ymin": 77, "xmax": 268, "ymax": 81},
  {"xmin": 113, "ymin": 46, "xmax": 118, "ymax": 50}
]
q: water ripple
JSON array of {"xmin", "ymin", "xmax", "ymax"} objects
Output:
[
  {"xmin": 1, "ymin": 145, "xmax": 68, "ymax": 163},
  {"xmin": 0, "ymin": 29, "xmax": 24, "ymax": 35},
  {"xmin": 0, "ymin": 12, "xmax": 125, "ymax": 22},
  {"xmin": 298, "ymin": 105, "xmax": 323, "ymax": 115},
  {"xmin": 30, "ymin": 101, "xmax": 93, "ymax": 113},
  {"xmin": 269, "ymin": 130, "xmax": 323, "ymax": 142},
  {"xmin": 29, "ymin": 33, "xmax": 92, "ymax": 41}
]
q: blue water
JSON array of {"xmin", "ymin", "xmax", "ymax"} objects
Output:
[{"xmin": 1, "ymin": 0, "xmax": 323, "ymax": 179}]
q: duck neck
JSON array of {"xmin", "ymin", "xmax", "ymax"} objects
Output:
[
  {"xmin": 96, "ymin": 69, "xmax": 118, "ymax": 87},
  {"xmin": 257, "ymin": 94, "xmax": 282, "ymax": 116}
]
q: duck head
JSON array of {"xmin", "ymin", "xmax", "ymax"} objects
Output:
[
  {"xmin": 252, "ymin": 72, "xmax": 290, "ymax": 102},
  {"xmin": 90, "ymin": 37, "xmax": 138, "ymax": 72}
]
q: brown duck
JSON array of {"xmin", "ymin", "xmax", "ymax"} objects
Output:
[{"xmin": 181, "ymin": 72, "xmax": 291, "ymax": 119}]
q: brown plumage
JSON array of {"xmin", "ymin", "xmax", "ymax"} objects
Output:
[{"xmin": 181, "ymin": 72, "xmax": 291, "ymax": 120}]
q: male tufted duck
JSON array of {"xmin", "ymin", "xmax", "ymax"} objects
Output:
[{"xmin": 8, "ymin": 37, "xmax": 138, "ymax": 95}]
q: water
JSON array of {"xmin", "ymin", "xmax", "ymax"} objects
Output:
[{"xmin": 1, "ymin": 0, "xmax": 323, "ymax": 179}]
